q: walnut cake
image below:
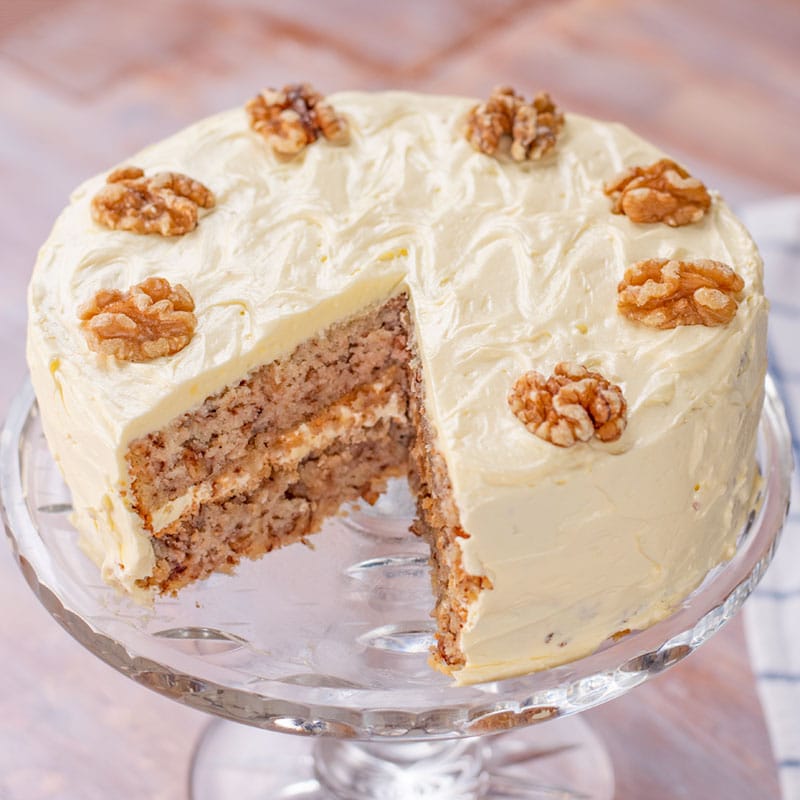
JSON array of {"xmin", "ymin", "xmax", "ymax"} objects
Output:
[{"xmin": 27, "ymin": 88, "xmax": 767, "ymax": 685}]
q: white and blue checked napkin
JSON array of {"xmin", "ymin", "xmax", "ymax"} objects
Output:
[{"xmin": 742, "ymin": 196, "xmax": 800, "ymax": 800}]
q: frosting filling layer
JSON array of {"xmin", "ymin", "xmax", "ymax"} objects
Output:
[{"xmin": 149, "ymin": 379, "xmax": 407, "ymax": 534}]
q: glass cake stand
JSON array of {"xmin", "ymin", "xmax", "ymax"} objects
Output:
[{"xmin": 0, "ymin": 378, "xmax": 792, "ymax": 800}]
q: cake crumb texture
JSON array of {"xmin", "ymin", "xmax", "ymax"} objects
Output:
[
  {"xmin": 143, "ymin": 418, "xmax": 410, "ymax": 593},
  {"xmin": 127, "ymin": 295, "xmax": 409, "ymax": 516}
]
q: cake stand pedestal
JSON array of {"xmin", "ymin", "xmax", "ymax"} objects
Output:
[
  {"xmin": 0, "ymin": 379, "xmax": 791, "ymax": 800},
  {"xmin": 191, "ymin": 715, "xmax": 613, "ymax": 799}
]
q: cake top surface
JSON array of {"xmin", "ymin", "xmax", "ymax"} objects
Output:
[{"xmin": 27, "ymin": 92, "xmax": 767, "ymax": 664}]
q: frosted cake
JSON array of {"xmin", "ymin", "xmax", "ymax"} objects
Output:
[{"xmin": 27, "ymin": 86, "xmax": 767, "ymax": 684}]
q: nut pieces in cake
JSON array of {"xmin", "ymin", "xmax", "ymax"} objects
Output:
[
  {"xmin": 79, "ymin": 277, "xmax": 197, "ymax": 362},
  {"xmin": 466, "ymin": 86, "xmax": 564, "ymax": 162},
  {"xmin": 509, "ymin": 362, "xmax": 627, "ymax": 447},
  {"xmin": 604, "ymin": 158, "xmax": 711, "ymax": 227},
  {"xmin": 246, "ymin": 83, "xmax": 349, "ymax": 156},
  {"xmin": 91, "ymin": 166, "xmax": 215, "ymax": 236},
  {"xmin": 618, "ymin": 258, "xmax": 744, "ymax": 329}
]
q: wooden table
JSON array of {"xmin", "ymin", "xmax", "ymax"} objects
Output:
[{"xmin": 1, "ymin": 1, "xmax": 797, "ymax": 797}]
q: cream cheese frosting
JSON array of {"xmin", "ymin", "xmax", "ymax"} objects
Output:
[{"xmin": 26, "ymin": 90, "xmax": 767, "ymax": 684}]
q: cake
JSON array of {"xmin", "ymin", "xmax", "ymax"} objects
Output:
[{"xmin": 26, "ymin": 86, "xmax": 768, "ymax": 685}]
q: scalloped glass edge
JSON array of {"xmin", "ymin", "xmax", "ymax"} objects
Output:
[{"xmin": 0, "ymin": 376, "xmax": 792, "ymax": 741}]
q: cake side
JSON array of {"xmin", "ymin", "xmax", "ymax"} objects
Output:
[{"xmin": 407, "ymin": 356, "xmax": 490, "ymax": 673}]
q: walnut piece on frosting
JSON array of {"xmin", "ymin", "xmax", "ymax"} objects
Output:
[
  {"xmin": 509, "ymin": 362, "xmax": 627, "ymax": 447},
  {"xmin": 91, "ymin": 166, "xmax": 215, "ymax": 236},
  {"xmin": 604, "ymin": 158, "xmax": 711, "ymax": 227},
  {"xmin": 618, "ymin": 258, "xmax": 744, "ymax": 329},
  {"xmin": 246, "ymin": 83, "xmax": 349, "ymax": 156},
  {"xmin": 466, "ymin": 86, "xmax": 564, "ymax": 162},
  {"xmin": 79, "ymin": 277, "xmax": 197, "ymax": 362}
]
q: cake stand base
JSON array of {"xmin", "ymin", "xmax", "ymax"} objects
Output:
[{"xmin": 189, "ymin": 716, "xmax": 614, "ymax": 800}]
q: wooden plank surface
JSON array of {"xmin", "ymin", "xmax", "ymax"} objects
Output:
[{"xmin": 1, "ymin": 1, "xmax": 797, "ymax": 797}]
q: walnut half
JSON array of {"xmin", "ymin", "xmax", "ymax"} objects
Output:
[
  {"xmin": 604, "ymin": 159, "xmax": 711, "ymax": 227},
  {"xmin": 91, "ymin": 166, "xmax": 215, "ymax": 236},
  {"xmin": 79, "ymin": 277, "xmax": 197, "ymax": 362},
  {"xmin": 618, "ymin": 258, "xmax": 745, "ymax": 329},
  {"xmin": 466, "ymin": 86, "xmax": 564, "ymax": 162},
  {"xmin": 509, "ymin": 362, "xmax": 627, "ymax": 447},
  {"xmin": 246, "ymin": 83, "xmax": 349, "ymax": 156}
]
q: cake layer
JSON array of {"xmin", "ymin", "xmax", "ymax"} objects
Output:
[
  {"xmin": 146, "ymin": 417, "xmax": 411, "ymax": 593},
  {"xmin": 149, "ymin": 372, "xmax": 408, "ymax": 534},
  {"xmin": 128, "ymin": 294, "xmax": 409, "ymax": 516}
]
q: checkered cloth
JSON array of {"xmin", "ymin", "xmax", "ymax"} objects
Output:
[{"xmin": 741, "ymin": 196, "xmax": 800, "ymax": 800}]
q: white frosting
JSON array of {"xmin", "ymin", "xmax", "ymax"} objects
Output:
[{"xmin": 27, "ymin": 91, "xmax": 767, "ymax": 682}]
